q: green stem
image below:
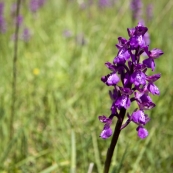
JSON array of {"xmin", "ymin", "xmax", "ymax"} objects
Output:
[
  {"xmin": 10, "ymin": 0, "xmax": 21, "ymax": 139},
  {"xmin": 103, "ymin": 108, "xmax": 126, "ymax": 173}
]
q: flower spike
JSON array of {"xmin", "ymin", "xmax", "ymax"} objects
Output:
[{"xmin": 99, "ymin": 23, "xmax": 163, "ymax": 139}]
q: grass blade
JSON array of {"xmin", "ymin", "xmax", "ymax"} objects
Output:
[
  {"xmin": 71, "ymin": 130, "xmax": 76, "ymax": 173},
  {"xmin": 92, "ymin": 132, "xmax": 102, "ymax": 173}
]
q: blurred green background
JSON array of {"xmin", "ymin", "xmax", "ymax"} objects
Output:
[{"xmin": 0, "ymin": 0, "xmax": 173, "ymax": 172}]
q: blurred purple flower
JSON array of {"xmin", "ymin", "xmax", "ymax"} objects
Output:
[
  {"xmin": 62, "ymin": 29, "xmax": 73, "ymax": 38},
  {"xmin": 30, "ymin": 0, "xmax": 47, "ymax": 12},
  {"xmin": 130, "ymin": 0, "xmax": 142, "ymax": 21},
  {"xmin": 30, "ymin": 0, "xmax": 39, "ymax": 13},
  {"xmin": 79, "ymin": 0, "xmax": 93, "ymax": 9},
  {"xmin": 16, "ymin": 15, "xmax": 23, "ymax": 26},
  {"xmin": 0, "ymin": 2, "xmax": 6, "ymax": 33},
  {"xmin": 0, "ymin": 2, "xmax": 4, "ymax": 16},
  {"xmin": 0, "ymin": 16, "xmax": 6, "ymax": 33},
  {"xmin": 38, "ymin": 0, "xmax": 46, "ymax": 7},
  {"xmin": 146, "ymin": 4, "xmax": 153, "ymax": 21},
  {"xmin": 98, "ymin": 0, "xmax": 111, "ymax": 8},
  {"xmin": 21, "ymin": 28, "xmax": 31, "ymax": 42},
  {"xmin": 10, "ymin": 3, "xmax": 17, "ymax": 16}
]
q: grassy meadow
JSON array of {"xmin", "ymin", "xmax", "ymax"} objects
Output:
[{"xmin": 0, "ymin": 0, "xmax": 173, "ymax": 172}]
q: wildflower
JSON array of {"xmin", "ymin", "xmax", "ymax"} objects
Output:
[
  {"xmin": 0, "ymin": 2, "xmax": 4, "ymax": 15},
  {"xmin": 62, "ymin": 29, "xmax": 73, "ymax": 38},
  {"xmin": 0, "ymin": 15, "xmax": 6, "ymax": 33},
  {"xmin": 146, "ymin": 4, "xmax": 153, "ymax": 21},
  {"xmin": 30, "ymin": 0, "xmax": 39, "ymax": 13},
  {"xmin": 15, "ymin": 15, "xmax": 23, "ymax": 26},
  {"xmin": 10, "ymin": 3, "xmax": 17, "ymax": 16},
  {"xmin": 29, "ymin": 0, "xmax": 46, "ymax": 13},
  {"xmin": 0, "ymin": 2, "xmax": 6, "ymax": 33},
  {"xmin": 21, "ymin": 28, "xmax": 31, "ymax": 42},
  {"xmin": 33, "ymin": 68, "xmax": 40, "ymax": 75},
  {"xmin": 99, "ymin": 115, "xmax": 114, "ymax": 139},
  {"xmin": 38, "ymin": 0, "xmax": 46, "ymax": 7},
  {"xmin": 99, "ymin": 23, "xmax": 163, "ymax": 139},
  {"xmin": 98, "ymin": 0, "xmax": 111, "ymax": 8},
  {"xmin": 130, "ymin": 0, "xmax": 142, "ymax": 21}
]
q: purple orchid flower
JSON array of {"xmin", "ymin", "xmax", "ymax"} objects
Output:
[
  {"xmin": 99, "ymin": 115, "xmax": 114, "ymax": 139},
  {"xmin": 99, "ymin": 23, "xmax": 163, "ymax": 139},
  {"xmin": 143, "ymin": 47, "xmax": 163, "ymax": 71},
  {"xmin": 101, "ymin": 73, "xmax": 120, "ymax": 86},
  {"xmin": 130, "ymin": 70, "xmax": 146, "ymax": 86}
]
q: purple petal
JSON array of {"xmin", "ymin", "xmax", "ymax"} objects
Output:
[
  {"xmin": 113, "ymin": 48, "xmax": 130, "ymax": 64},
  {"xmin": 143, "ymin": 46, "xmax": 150, "ymax": 56},
  {"xmin": 115, "ymin": 95, "xmax": 131, "ymax": 109},
  {"xmin": 119, "ymin": 87, "xmax": 133, "ymax": 95},
  {"xmin": 129, "ymin": 37, "xmax": 139, "ymax": 49},
  {"xmin": 137, "ymin": 35, "xmax": 146, "ymax": 47},
  {"xmin": 136, "ymin": 93, "xmax": 156, "ymax": 110},
  {"xmin": 101, "ymin": 73, "xmax": 120, "ymax": 86},
  {"xmin": 109, "ymin": 88, "xmax": 118, "ymax": 101},
  {"xmin": 149, "ymin": 48, "xmax": 163, "ymax": 59},
  {"xmin": 135, "ymin": 23, "xmax": 148, "ymax": 36},
  {"xmin": 143, "ymin": 31, "xmax": 150, "ymax": 45},
  {"xmin": 111, "ymin": 103, "xmax": 118, "ymax": 114},
  {"xmin": 116, "ymin": 37, "xmax": 128, "ymax": 49},
  {"xmin": 127, "ymin": 27, "xmax": 135, "ymax": 37},
  {"xmin": 143, "ymin": 57, "xmax": 155, "ymax": 71},
  {"xmin": 134, "ymin": 63, "xmax": 145, "ymax": 70},
  {"xmin": 118, "ymin": 37, "xmax": 128, "ymax": 46},
  {"xmin": 147, "ymin": 83, "xmax": 160, "ymax": 95},
  {"xmin": 100, "ymin": 124, "xmax": 112, "ymax": 139},
  {"xmin": 145, "ymin": 115, "xmax": 150, "ymax": 124},
  {"xmin": 131, "ymin": 70, "xmax": 146, "ymax": 86},
  {"xmin": 105, "ymin": 62, "xmax": 116, "ymax": 71},
  {"xmin": 124, "ymin": 73, "xmax": 131, "ymax": 87},
  {"xmin": 146, "ymin": 73, "xmax": 161, "ymax": 82},
  {"xmin": 98, "ymin": 115, "xmax": 110, "ymax": 123},
  {"xmin": 131, "ymin": 110, "xmax": 145, "ymax": 124},
  {"xmin": 106, "ymin": 73, "xmax": 120, "ymax": 85},
  {"xmin": 137, "ymin": 126, "xmax": 148, "ymax": 139}
]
